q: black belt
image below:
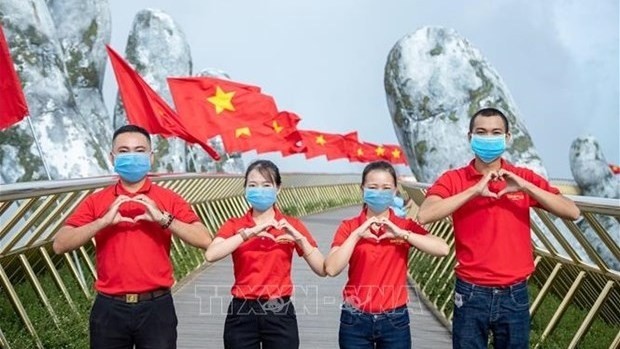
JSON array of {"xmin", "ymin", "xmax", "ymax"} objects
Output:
[{"xmin": 98, "ymin": 288, "xmax": 171, "ymax": 303}]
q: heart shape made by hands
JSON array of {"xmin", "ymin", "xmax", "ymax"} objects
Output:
[
  {"xmin": 255, "ymin": 231, "xmax": 295, "ymax": 245},
  {"xmin": 117, "ymin": 201, "xmax": 147, "ymax": 220},
  {"xmin": 487, "ymin": 178, "xmax": 507, "ymax": 194},
  {"xmin": 369, "ymin": 222, "xmax": 387, "ymax": 237}
]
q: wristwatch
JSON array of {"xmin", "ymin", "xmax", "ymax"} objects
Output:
[{"xmin": 160, "ymin": 212, "xmax": 174, "ymax": 229}]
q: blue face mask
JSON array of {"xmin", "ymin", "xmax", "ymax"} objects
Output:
[
  {"xmin": 391, "ymin": 196, "xmax": 408, "ymax": 217},
  {"xmin": 363, "ymin": 188, "xmax": 394, "ymax": 213},
  {"xmin": 393, "ymin": 196, "xmax": 404, "ymax": 208},
  {"xmin": 245, "ymin": 187, "xmax": 277, "ymax": 211},
  {"xmin": 113, "ymin": 153, "xmax": 151, "ymax": 183},
  {"xmin": 470, "ymin": 135, "xmax": 506, "ymax": 163}
]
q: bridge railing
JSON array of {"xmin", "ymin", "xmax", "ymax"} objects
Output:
[
  {"xmin": 402, "ymin": 181, "xmax": 620, "ymax": 349},
  {"xmin": 0, "ymin": 173, "xmax": 362, "ymax": 349}
]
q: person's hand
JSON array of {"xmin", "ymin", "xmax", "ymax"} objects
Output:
[
  {"xmin": 132, "ymin": 194, "xmax": 166, "ymax": 224},
  {"xmin": 246, "ymin": 219, "xmax": 278, "ymax": 239},
  {"xmin": 275, "ymin": 219, "xmax": 305, "ymax": 243},
  {"xmin": 377, "ymin": 217, "xmax": 407, "ymax": 240},
  {"xmin": 356, "ymin": 216, "xmax": 380, "ymax": 241},
  {"xmin": 473, "ymin": 171, "xmax": 500, "ymax": 199},
  {"xmin": 99, "ymin": 195, "xmax": 133, "ymax": 226},
  {"xmin": 496, "ymin": 169, "xmax": 530, "ymax": 197}
]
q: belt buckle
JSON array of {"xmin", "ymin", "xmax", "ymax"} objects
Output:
[{"xmin": 125, "ymin": 293, "xmax": 139, "ymax": 303}]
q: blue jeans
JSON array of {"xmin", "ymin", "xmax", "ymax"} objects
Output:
[
  {"xmin": 452, "ymin": 278, "xmax": 530, "ymax": 349},
  {"xmin": 338, "ymin": 303, "xmax": 411, "ymax": 349}
]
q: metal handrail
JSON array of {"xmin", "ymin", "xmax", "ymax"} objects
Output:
[
  {"xmin": 401, "ymin": 181, "xmax": 620, "ymax": 349},
  {"xmin": 0, "ymin": 173, "xmax": 362, "ymax": 202},
  {"xmin": 0, "ymin": 173, "xmax": 363, "ymax": 348}
]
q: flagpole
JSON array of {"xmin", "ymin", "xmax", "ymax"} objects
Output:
[
  {"xmin": 26, "ymin": 115, "xmax": 87, "ymax": 286},
  {"xmin": 26, "ymin": 115, "xmax": 52, "ymax": 180}
]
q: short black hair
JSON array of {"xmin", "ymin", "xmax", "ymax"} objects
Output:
[
  {"xmin": 112, "ymin": 124, "xmax": 151, "ymax": 144},
  {"xmin": 361, "ymin": 161, "xmax": 397, "ymax": 186},
  {"xmin": 469, "ymin": 107, "xmax": 509, "ymax": 133},
  {"xmin": 244, "ymin": 160, "xmax": 282, "ymax": 187}
]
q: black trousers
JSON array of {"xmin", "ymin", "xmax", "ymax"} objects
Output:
[
  {"xmin": 224, "ymin": 297, "xmax": 300, "ymax": 349},
  {"xmin": 89, "ymin": 293, "xmax": 178, "ymax": 349}
]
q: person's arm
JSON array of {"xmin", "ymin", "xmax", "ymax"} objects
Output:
[
  {"xmin": 295, "ymin": 235, "xmax": 326, "ymax": 276},
  {"xmin": 53, "ymin": 195, "xmax": 132, "ymax": 254},
  {"xmin": 54, "ymin": 221, "xmax": 104, "ymax": 254},
  {"xmin": 378, "ymin": 217, "xmax": 449, "ymax": 256},
  {"xmin": 324, "ymin": 217, "xmax": 377, "ymax": 277},
  {"xmin": 417, "ymin": 172, "xmax": 496, "ymax": 225},
  {"xmin": 168, "ymin": 221, "xmax": 212, "ymax": 249},
  {"xmin": 498, "ymin": 169, "xmax": 580, "ymax": 220},
  {"xmin": 276, "ymin": 219, "xmax": 326, "ymax": 277},
  {"xmin": 205, "ymin": 220, "xmax": 276, "ymax": 263},
  {"xmin": 132, "ymin": 194, "xmax": 212, "ymax": 249}
]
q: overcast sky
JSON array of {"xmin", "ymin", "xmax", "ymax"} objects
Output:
[{"xmin": 102, "ymin": 0, "xmax": 619, "ymax": 180}]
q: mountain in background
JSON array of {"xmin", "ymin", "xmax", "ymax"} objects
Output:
[
  {"xmin": 0, "ymin": 1, "xmax": 238, "ymax": 184},
  {"xmin": 385, "ymin": 26, "xmax": 546, "ymax": 182}
]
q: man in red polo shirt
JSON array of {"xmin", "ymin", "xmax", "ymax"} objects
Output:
[
  {"xmin": 417, "ymin": 108, "xmax": 580, "ymax": 349},
  {"xmin": 53, "ymin": 124, "xmax": 212, "ymax": 349}
]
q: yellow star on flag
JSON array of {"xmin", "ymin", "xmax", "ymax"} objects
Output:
[
  {"xmin": 375, "ymin": 146, "xmax": 385, "ymax": 156},
  {"xmin": 272, "ymin": 121, "xmax": 284, "ymax": 133},
  {"xmin": 207, "ymin": 86, "xmax": 235, "ymax": 114},
  {"xmin": 357, "ymin": 148, "xmax": 364, "ymax": 156},
  {"xmin": 391, "ymin": 148, "xmax": 401, "ymax": 159},
  {"xmin": 316, "ymin": 135, "xmax": 326, "ymax": 146},
  {"xmin": 235, "ymin": 127, "xmax": 251, "ymax": 138}
]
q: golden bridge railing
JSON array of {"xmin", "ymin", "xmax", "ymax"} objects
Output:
[
  {"xmin": 402, "ymin": 181, "xmax": 620, "ymax": 349},
  {"xmin": 0, "ymin": 173, "xmax": 362, "ymax": 349}
]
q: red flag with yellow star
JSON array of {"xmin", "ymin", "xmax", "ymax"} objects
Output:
[
  {"xmin": 610, "ymin": 164, "xmax": 620, "ymax": 175},
  {"xmin": 383, "ymin": 144, "xmax": 408, "ymax": 165},
  {"xmin": 168, "ymin": 77, "xmax": 278, "ymax": 139},
  {"xmin": 258, "ymin": 111, "xmax": 305, "ymax": 156},
  {"xmin": 106, "ymin": 46, "xmax": 220, "ymax": 160},
  {"xmin": 218, "ymin": 111, "xmax": 305, "ymax": 155},
  {"xmin": 348, "ymin": 141, "xmax": 379, "ymax": 163},
  {"xmin": 298, "ymin": 130, "xmax": 357, "ymax": 160},
  {"xmin": 0, "ymin": 23, "xmax": 29, "ymax": 130},
  {"xmin": 219, "ymin": 124, "xmax": 262, "ymax": 153},
  {"xmin": 372, "ymin": 143, "xmax": 390, "ymax": 161}
]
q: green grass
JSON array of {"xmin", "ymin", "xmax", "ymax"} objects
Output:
[
  {"xmin": 0, "ymin": 265, "xmax": 92, "ymax": 348},
  {"xmin": 529, "ymin": 283, "xmax": 618, "ymax": 348},
  {"xmin": 0, "ymin": 196, "xmax": 361, "ymax": 347},
  {"xmin": 408, "ymin": 258, "xmax": 619, "ymax": 348}
]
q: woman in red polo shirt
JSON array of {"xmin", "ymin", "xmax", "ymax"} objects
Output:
[
  {"xmin": 205, "ymin": 160, "xmax": 325, "ymax": 349},
  {"xmin": 325, "ymin": 161, "xmax": 449, "ymax": 349}
]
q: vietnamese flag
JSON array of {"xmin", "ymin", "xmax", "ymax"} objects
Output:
[
  {"xmin": 299, "ymin": 130, "xmax": 357, "ymax": 160},
  {"xmin": 220, "ymin": 111, "xmax": 306, "ymax": 155},
  {"xmin": 350, "ymin": 141, "xmax": 383, "ymax": 163},
  {"xmin": 258, "ymin": 111, "xmax": 305, "ymax": 156},
  {"xmin": 219, "ymin": 124, "xmax": 263, "ymax": 153},
  {"xmin": 610, "ymin": 164, "xmax": 620, "ymax": 175},
  {"xmin": 168, "ymin": 77, "xmax": 278, "ymax": 139},
  {"xmin": 106, "ymin": 45, "xmax": 220, "ymax": 160},
  {"xmin": 373, "ymin": 144, "xmax": 390, "ymax": 161},
  {"xmin": 0, "ymin": 23, "xmax": 29, "ymax": 130},
  {"xmin": 333, "ymin": 132, "xmax": 359, "ymax": 161},
  {"xmin": 383, "ymin": 144, "xmax": 408, "ymax": 165}
]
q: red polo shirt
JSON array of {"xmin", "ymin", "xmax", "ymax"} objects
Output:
[
  {"xmin": 64, "ymin": 178, "xmax": 200, "ymax": 294},
  {"xmin": 216, "ymin": 208, "xmax": 318, "ymax": 299},
  {"xmin": 426, "ymin": 159, "xmax": 560, "ymax": 286},
  {"xmin": 331, "ymin": 208, "xmax": 428, "ymax": 313}
]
